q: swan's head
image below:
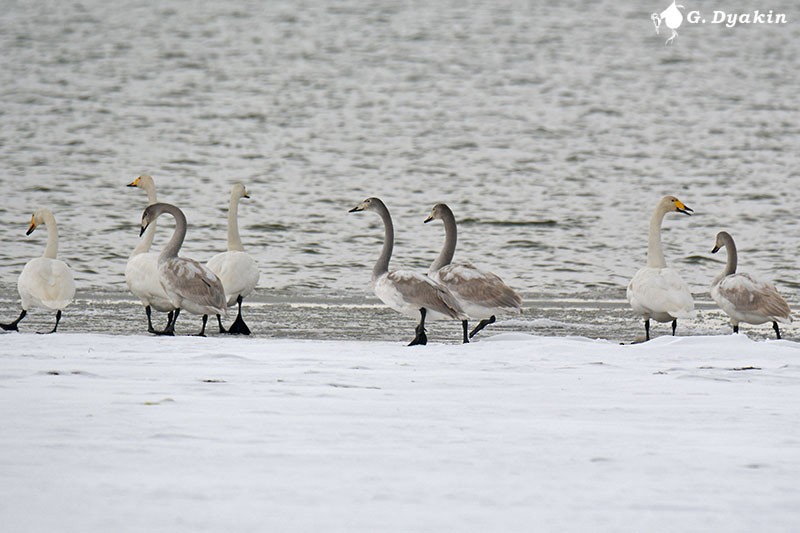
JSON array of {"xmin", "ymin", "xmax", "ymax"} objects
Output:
[
  {"xmin": 349, "ymin": 197, "xmax": 383, "ymax": 213},
  {"xmin": 232, "ymin": 183, "xmax": 250, "ymax": 200},
  {"xmin": 26, "ymin": 209, "xmax": 50, "ymax": 236},
  {"xmin": 661, "ymin": 195, "xmax": 692, "ymax": 216},
  {"xmin": 127, "ymin": 174, "xmax": 154, "ymax": 190},
  {"xmin": 424, "ymin": 203, "xmax": 453, "ymax": 224},
  {"xmin": 711, "ymin": 231, "xmax": 733, "ymax": 254},
  {"xmin": 651, "ymin": 13, "xmax": 662, "ymax": 33},
  {"xmin": 140, "ymin": 204, "xmax": 158, "ymax": 237}
]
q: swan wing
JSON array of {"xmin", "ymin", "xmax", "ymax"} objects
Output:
[
  {"xmin": 162, "ymin": 258, "xmax": 226, "ymax": 314},
  {"xmin": 715, "ymin": 273, "xmax": 791, "ymax": 323},
  {"xmin": 125, "ymin": 252, "xmax": 173, "ymax": 311},
  {"xmin": 18, "ymin": 258, "xmax": 75, "ymax": 310},
  {"xmin": 207, "ymin": 251, "xmax": 260, "ymax": 305},
  {"xmin": 378, "ymin": 271, "xmax": 466, "ymax": 320},
  {"xmin": 628, "ymin": 267, "xmax": 695, "ymax": 318},
  {"xmin": 436, "ymin": 263, "xmax": 522, "ymax": 312}
]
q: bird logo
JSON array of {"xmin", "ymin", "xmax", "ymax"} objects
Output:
[{"xmin": 651, "ymin": 1, "xmax": 685, "ymax": 45}]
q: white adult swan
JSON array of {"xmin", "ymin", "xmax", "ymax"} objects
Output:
[
  {"xmin": 207, "ymin": 183, "xmax": 260, "ymax": 335},
  {"xmin": 627, "ymin": 195, "xmax": 695, "ymax": 341},
  {"xmin": 125, "ymin": 175, "xmax": 175, "ymax": 333},
  {"xmin": 1, "ymin": 208, "xmax": 75, "ymax": 333},
  {"xmin": 424, "ymin": 203, "xmax": 522, "ymax": 340},
  {"xmin": 349, "ymin": 197, "xmax": 467, "ymax": 345},
  {"xmin": 140, "ymin": 203, "xmax": 226, "ymax": 336},
  {"xmin": 710, "ymin": 231, "xmax": 791, "ymax": 338}
]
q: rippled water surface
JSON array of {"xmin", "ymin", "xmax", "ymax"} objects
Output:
[{"xmin": 1, "ymin": 0, "xmax": 799, "ymax": 338}]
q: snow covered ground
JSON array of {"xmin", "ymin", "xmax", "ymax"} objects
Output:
[{"xmin": 2, "ymin": 332, "xmax": 800, "ymax": 532}]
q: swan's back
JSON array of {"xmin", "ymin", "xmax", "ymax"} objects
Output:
[
  {"xmin": 712, "ymin": 272, "xmax": 791, "ymax": 324},
  {"xmin": 125, "ymin": 252, "xmax": 173, "ymax": 312},
  {"xmin": 18, "ymin": 257, "xmax": 75, "ymax": 311},
  {"xmin": 432, "ymin": 262, "xmax": 522, "ymax": 317},
  {"xmin": 207, "ymin": 250, "xmax": 260, "ymax": 306},
  {"xmin": 374, "ymin": 270, "xmax": 467, "ymax": 321},
  {"xmin": 160, "ymin": 257, "xmax": 226, "ymax": 316},
  {"xmin": 627, "ymin": 266, "xmax": 694, "ymax": 320}
]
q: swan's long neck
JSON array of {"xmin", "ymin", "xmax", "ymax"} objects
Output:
[
  {"xmin": 157, "ymin": 204, "xmax": 187, "ymax": 261},
  {"xmin": 430, "ymin": 208, "xmax": 457, "ymax": 274},
  {"xmin": 42, "ymin": 211, "xmax": 59, "ymax": 259},
  {"xmin": 132, "ymin": 183, "xmax": 159, "ymax": 256},
  {"xmin": 227, "ymin": 191, "xmax": 244, "ymax": 252},
  {"xmin": 646, "ymin": 205, "xmax": 669, "ymax": 268},
  {"xmin": 372, "ymin": 201, "xmax": 394, "ymax": 280},
  {"xmin": 721, "ymin": 234, "xmax": 737, "ymax": 277}
]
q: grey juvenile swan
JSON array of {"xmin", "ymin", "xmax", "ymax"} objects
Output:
[
  {"xmin": 140, "ymin": 203, "xmax": 226, "ymax": 336},
  {"xmin": 424, "ymin": 203, "xmax": 522, "ymax": 339},
  {"xmin": 710, "ymin": 231, "xmax": 791, "ymax": 338},
  {"xmin": 627, "ymin": 195, "xmax": 695, "ymax": 341},
  {"xmin": 349, "ymin": 197, "xmax": 467, "ymax": 345}
]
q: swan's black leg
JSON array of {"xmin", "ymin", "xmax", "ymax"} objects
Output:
[
  {"xmin": 733, "ymin": 324, "xmax": 739, "ymax": 334},
  {"xmin": 153, "ymin": 308, "xmax": 178, "ymax": 336},
  {"xmin": 1, "ymin": 309, "xmax": 27, "ymax": 331},
  {"xmin": 196, "ymin": 315, "xmax": 209, "ymax": 337},
  {"xmin": 773, "ymin": 321, "xmax": 781, "ymax": 340},
  {"xmin": 227, "ymin": 295, "xmax": 251, "ymax": 335},
  {"xmin": 469, "ymin": 315, "xmax": 496, "ymax": 339},
  {"xmin": 217, "ymin": 314, "xmax": 227, "ymax": 334},
  {"xmin": 644, "ymin": 319, "xmax": 651, "ymax": 341},
  {"xmin": 38, "ymin": 310, "xmax": 61, "ymax": 334},
  {"xmin": 672, "ymin": 319, "xmax": 677, "ymax": 336},
  {"xmin": 145, "ymin": 305, "xmax": 156, "ymax": 333},
  {"xmin": 408, "ymin": 308, "xmax": 427, "ymax": 346},
  {"xmin": 462, "ymin": 320, "xmax": 469, "ymax": 344}
]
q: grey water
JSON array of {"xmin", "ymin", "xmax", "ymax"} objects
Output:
[{"xmin": 1, "ymin": 0, "xmax": 799, "ymax": 342}]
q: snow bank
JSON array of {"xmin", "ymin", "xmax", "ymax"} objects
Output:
[{"xmin": 1, "ymin": 333, "xmax": 799, "ymax": 532}]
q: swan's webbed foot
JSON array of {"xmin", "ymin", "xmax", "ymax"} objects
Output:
[
  {"xmin": 773, "ymin": 321, "xmax": 782, "ymax": 340},
  {"xmin": 408, "ymin": 327, "xmax": 427, "ymax": 346},
  {"xmin": 216, "ymin": 314, "xmax": 227, "ymax": 334},
  {"xmin": 733, "ymin": 324, "xmax": 739, "ymax": 334},
  {"xmin": 226, "ymin": 297, "xmax": 251, "ymax": 335},
  {"xmin": 1, "ymin": 309, "xmax": 27, "ymax": 332},
  {"xmin": 461, "ymin": 320, "xmax": 470, "ymax": 344},
  {"xmin": 469, "ymin": 315, "xmax": 496, "ymax": 339},
  {"xmin": 227, "ymin": 315, "xmax": 250, "ymax": 335},
  {"xmin": 671, "ymin": 319, "xmax": 677, "ymax": 336},
  {"xmin": 644, "ymin": 318, "xmax": 651, "ymax": 342},
  {"xmin": 408, "ymin": 308, "xmax": 428, "ymax": 346},
  {"xmin": 153, "ymin": 308, "xmax": 179, "ymax": 336},
  {"xmin": 148, "ymin": 310, "xmax": 175, "ymax": 335}
]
